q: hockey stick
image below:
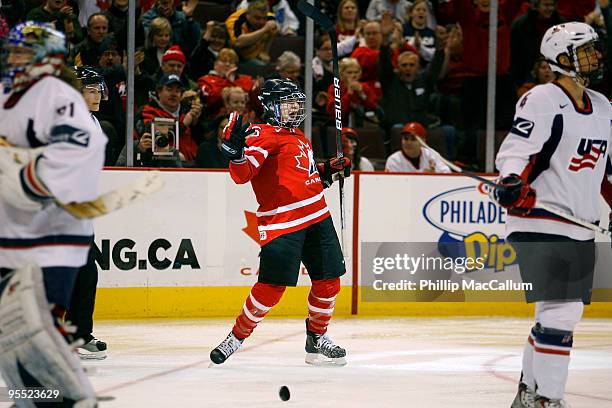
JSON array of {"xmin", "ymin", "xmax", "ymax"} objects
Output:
[
  {"xmin": 414, "ymin": 136, "xmax": 612, "ymax": 237},
  {"xmin": 298, "ymin": 0, "xmax": 348, "ymax": 252}
]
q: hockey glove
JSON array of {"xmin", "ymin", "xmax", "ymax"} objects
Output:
[
  {"xmin": 0, "ymin": 152, "xmax": 49, "ymax": 212},
  {"xmin": 317, "ymin": 157, "xmax": 351, "ymax": 189},
  {"xmin": 491, "ymin": 174, "xmax": 536, "ymax": 215},
  {"xmin": 221, "ymin": 112, "xmax": 255, "ymax": 161}
]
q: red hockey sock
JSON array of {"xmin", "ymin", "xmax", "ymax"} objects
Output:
[
  {"xmin": 307, "ymin": 278, "xmax": 341, "ymax": 335},
  {"xmin": 232, "ymin": 282, "xmax": 285, "ymax": 340}
]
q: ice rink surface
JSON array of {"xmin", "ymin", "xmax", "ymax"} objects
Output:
[{"xmin": 2, "ymin": 317, "xmax": 611, "ymax": 407}]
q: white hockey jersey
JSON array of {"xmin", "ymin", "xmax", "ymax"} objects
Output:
[
  {"xmin": 385, "ymin": 147, "xmax": 451, "ymax": 173},
  {"xmin": 0, "ymin": 76, "xmax": 107, "ymax": 268},
  {"xmin": 496, "ymin": 81, "xmax": 612, "ymax": 240}
]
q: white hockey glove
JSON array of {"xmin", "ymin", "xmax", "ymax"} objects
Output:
[{"xmin": 0, "ymin": 150, "xmax": 51, "ymax": 212}]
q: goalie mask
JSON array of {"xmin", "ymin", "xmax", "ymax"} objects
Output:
[
  {"xmin": 74, "ymin": 65, "xmax": 108, "ymax": 100},
  {"xmin": 258, "ymin": 78, "xmax": 306, "ymax": 128},
  {"xmin": 540, "ymin": 22, "xmax": 604, "ymax": 86},
  {"xmin": 1, "ymin": 21, "xmax": 66, "ymax": 92}
]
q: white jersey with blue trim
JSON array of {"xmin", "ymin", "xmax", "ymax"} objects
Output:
[
  {"xmin": 496, "ymin": 81, "xmax": 611, "ymax": 240},
  {"xmin": 0, "ymin": 76, "xmax": 107, "ymax": 268}
]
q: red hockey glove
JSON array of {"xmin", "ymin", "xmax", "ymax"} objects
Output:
[
  {"xmin": 492, "ymin": 174, "xmax": 536, "ymax": 215},
  {"xmin": 317, "ymin": 156, "xmax": 351, "ymax": 188},
  {"xmin": 221, "ymin": 112, "xmax": 255, "ymax": 161}
]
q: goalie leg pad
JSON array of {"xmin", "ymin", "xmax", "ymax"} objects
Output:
[{"xmin": 0, "ymin": 265, "xmax": 97, "ymax": 407}]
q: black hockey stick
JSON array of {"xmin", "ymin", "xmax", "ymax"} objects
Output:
[
  {"xmin": 298, "ymin": 0, "xmax": 348, "ymax": 252},
  {"xmin": 414, "ymin": 136, "xmax": 612, "ymax": 237}
]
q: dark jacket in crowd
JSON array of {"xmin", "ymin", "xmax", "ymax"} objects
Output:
[{"xmin": 378, "ymin": 45, "xmax": 445, "ymax": 128}]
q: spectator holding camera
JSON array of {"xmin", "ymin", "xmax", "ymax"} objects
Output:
[
  {"xmin": 27, "ymin": 0, "xmax": 83, "ymax": 45},
  {"xmin": 120, "ymin": 73, "xmax": 202, "ymax": 166},
  {"xmin": 385, "ymin": 122, "xmax": 451, "ymax": 173}
]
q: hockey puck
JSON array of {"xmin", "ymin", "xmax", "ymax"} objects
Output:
[{"xmin": 279, "ymin": 386, "xmax": 290, "ymax": 401}]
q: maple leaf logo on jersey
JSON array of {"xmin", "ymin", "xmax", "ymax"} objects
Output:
[
  {"xmin": 568, "ymin": 138, "xmax": 608, "ymax": 172},
  {"xmin": 294, "ymin": 140, "xmax": 318, "ymax": 176}
]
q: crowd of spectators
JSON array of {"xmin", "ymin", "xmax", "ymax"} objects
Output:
[{"xmin": 1, "ymin": 0, "xmax": 610, "ymax": 171}]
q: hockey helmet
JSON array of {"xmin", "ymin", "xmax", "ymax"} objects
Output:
[
  {"xmin": 74, "ymin": 65, "xmax": 108, "ymax": 100},
  {"xmin": 258, "ymin": 78, "xmax": 306, "ymax": 128},
  {"xmin": 540, "ymin": 22, "xmax": 604, "ymax": 85},
  {"xmin": 2, "ymin": 21, "xmax": 66, "ymax": 89}
]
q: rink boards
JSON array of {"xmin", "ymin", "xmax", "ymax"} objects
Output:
[{"xmin": 93, "ymin": 169, "xmax": 612, "ymax": 319}]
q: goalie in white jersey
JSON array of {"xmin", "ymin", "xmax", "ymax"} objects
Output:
[
  {"xmin": 0, "ymin": 22, "xmax": 106, "ymax": 406},
  {"xmin": 494, "ymin": 23, "xmax": 612, "ymax": 408}
]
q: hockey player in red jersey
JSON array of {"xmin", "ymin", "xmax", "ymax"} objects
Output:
[
  {"xmin": 210, "ymin": 78, "xmax": 351, "ymax": 366},
  {"xmin": 494, "ymin": 23, "xmax": 612, "ymax": 408}
]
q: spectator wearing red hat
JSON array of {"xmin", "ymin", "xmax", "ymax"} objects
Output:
[
  {"xmin": 342, "ymin": 128, "xmax": 375, "ymax": 171},
  {"xmin": 385, "ymin": 122, "xmax": 451, "ymax": 173},
  {"xmin": 197, "ymin": 48, "xmax": 260, "ymax": 119}
]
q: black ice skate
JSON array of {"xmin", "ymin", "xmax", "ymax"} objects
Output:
[
  {"xmin": 511, "ymin": 382, "xmax": 535, "ymax": 408},
  {"xmin": 210, "ymin": 332, "xmax": 243, "ymax": 364},
  {"xmin": 534, "ymin": 396, "xmax": 570, "ymax": 408},
  {"xmin": 77, "ymin": 337, "xmax": 108, "ymax": 360},
  {"xmin": 304, "ymin": 319, "xmax": 346, "ymax": 366}
]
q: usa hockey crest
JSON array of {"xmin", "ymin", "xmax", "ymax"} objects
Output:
[{"xmin": 568, "ymin": 138, "xmax": 607, "ymax": 172}]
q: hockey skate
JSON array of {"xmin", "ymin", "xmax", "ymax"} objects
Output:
[
  {"xmin": 535, "ymin": 396, "xmax": 570, "ymax": 407},
  {"xmin": 210, "ymin": 332, "xmax": 243, "ymax": 364},
  {"xmin": 304, "ymin": 319, "xmax": 346, "ymax": 366},
  {"xmin": 511, "ymin": 382, "xmax": 536, "ymax": 408},
  {"xmin": 77, "ymin": 337, "xmax": 108, "ymax": 360}
]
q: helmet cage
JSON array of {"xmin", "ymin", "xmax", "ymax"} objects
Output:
[{"xmin": 265, "ymin": 91, "xmax": 306, "ymax": 128}]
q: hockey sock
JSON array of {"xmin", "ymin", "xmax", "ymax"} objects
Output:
[
  {"xmin": 232, "ymin": 282, "xmax": 285, "ymax": 340},
  {"xmin": 532, "ymin": 301, "xmax": 583, "ymax": 399},
  {"xmin": 307, "ymin": 278, "xmax": 340, "ymax": 335},
  {"xmin": 532, "ymin": 323, "xmax": 573, "ymax": 399},
  {"xmin": 520, "ymin": 326, "xmax": 537, "ymax": 389}
]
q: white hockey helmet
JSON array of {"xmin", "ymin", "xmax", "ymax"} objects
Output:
[{"xmin": 540, "ymin": 22, "xmax": 604, "ymax": 85}]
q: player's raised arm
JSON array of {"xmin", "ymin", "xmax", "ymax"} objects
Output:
[{"xmin": 222, "ymin": 111, "xmax": 266, "ymax": 184}]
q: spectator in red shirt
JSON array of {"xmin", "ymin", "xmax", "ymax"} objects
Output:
[
  {"xmin": 327, "ymin": 57, "xmax": 379, "ymax": 126},
  {"xmin": 351, "ymin": 20, "xmax": 384, "ymax": 98},
  {"xmin": 198, "ymin": 48, "xmax": 257, "ymax": 119}
]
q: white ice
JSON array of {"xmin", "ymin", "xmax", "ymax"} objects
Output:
[{"xmin": 1, "ymin": 318, "xmax": 611, "ymax": 407}]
